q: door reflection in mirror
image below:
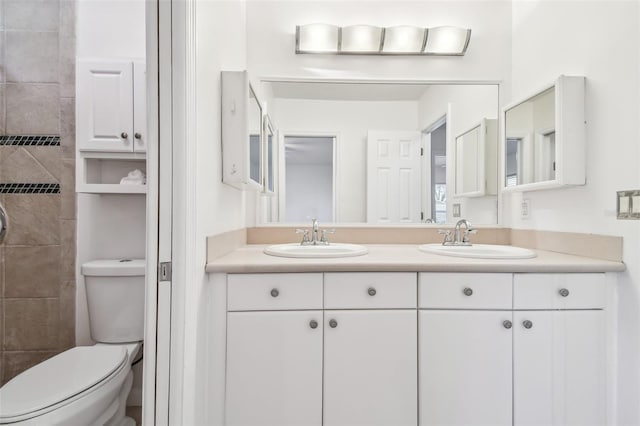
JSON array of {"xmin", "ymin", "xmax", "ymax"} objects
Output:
[
  {"xmin": 284, "ymin": 136, "xmax": 335, "ymax": 222},
  {"xmin": 428, "ymin": 122, "xmax": 447, "ymax": 223}
]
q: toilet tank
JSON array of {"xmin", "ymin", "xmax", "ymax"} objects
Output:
[{"xmin": 82, "ymin": 259, "xmax": 146, "ymax": 343}]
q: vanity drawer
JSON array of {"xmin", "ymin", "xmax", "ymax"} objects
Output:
[
  {"xmin": 513, "ymin": 273, "xmax": 605, "ymax": 309},
  {"xmin": 227, "ymin": 273, "xmax": 323, "ymax": 311},
  {"xmin": 324, "ymin": 272, "xmax": 417, "ymax": 309},
  {"xmin": 419, "ymin": 273, "xmax": 512, "ymax": 309}
]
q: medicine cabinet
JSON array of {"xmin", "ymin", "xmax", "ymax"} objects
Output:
[
  {"xmin": 453, "ymin": 118, "xmax": 498, "ymax": 198},
  {"xmin": 503, "ymin": 75, "xmax": 585, "ymax": 192},
  {"xmin": 222, "ymin": 71, "xmax": 263, "ymax": 190}
]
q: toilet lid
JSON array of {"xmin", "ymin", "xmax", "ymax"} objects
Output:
[{"xmin": 0, "ymin": 346, "xmax": 127, "ymax": 420}]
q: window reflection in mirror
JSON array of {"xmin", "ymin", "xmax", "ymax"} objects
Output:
[
  {"xmin": 505, "ymin": 87, "xmax": 555, "ymax": 187},
  {"xmin": 248, "ymin": 86, "xmax": 262, "ymax": 184}
]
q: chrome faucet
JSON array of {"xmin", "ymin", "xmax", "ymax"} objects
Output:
[
  {"xmin": 296, "ymin": 219, "xmax": 335, "ymax": 245},
  {"xmin": 438, "ymin": 219, "xmax": 477, "ymax": 246}
]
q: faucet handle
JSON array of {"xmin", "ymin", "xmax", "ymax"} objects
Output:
[
  {"xmin": 462, "ymin": 228, "xmax": 478, "ymax": 243},
  {"xmin": 438, "ymin": 229, "xmax": 453, "ymax": 244},
  {"xmin": 295, "ymin": 228, "xmax": 310, "ymax": 243},
  {"xmin": 321, "ymin": 228, "xmax": 335, "ymax": 244}
]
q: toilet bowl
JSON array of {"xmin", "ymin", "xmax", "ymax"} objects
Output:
[
  {"xmin": 0, "ymin": 344, "xmax": 140, "ymax": 425},
  {"xmin": 0, "ymin": 259, "xmax": 145, "ymax": 426}
]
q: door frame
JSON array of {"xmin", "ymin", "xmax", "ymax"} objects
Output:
[
  {"xmin": 421, "ymin": 114, "xmax": 447, "ymax": 223},
  {"xmin": 278, "ymin": 131, "xmax": 339, "ymax": 223}
]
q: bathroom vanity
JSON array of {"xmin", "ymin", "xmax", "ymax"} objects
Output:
[{"xmin": 207, "ymin": 244, "xmax": 623, "ymax": 426}]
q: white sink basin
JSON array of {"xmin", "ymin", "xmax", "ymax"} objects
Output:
[
  {"xmin": 264, "ymin": 243, "xmax": 369, "ymax": 258},
  {"xmin": 419, "ymin": 244, "xmax": 537, "ymax": 259}
]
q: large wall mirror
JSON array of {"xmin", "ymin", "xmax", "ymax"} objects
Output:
[{"xmin": 259, "ymin": 80, "xmax": 500, "ymax": 225}]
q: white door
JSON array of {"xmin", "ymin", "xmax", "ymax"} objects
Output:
[
  {"xmin": 226, "ymin": 311, "xmax": 323, "ymax": 426},
  {"xmin": 513, "ymin": 310, "xmax": 605, "ymax": 426},
  {"xmin": 367, "ymin": 131, "xmax": 421, "ymax": 223},
  {"xmin": 324, "ymin": 310, "xmax": 417, "ymax": 426},
  {"xmin": 419, "ymin": 310, "xmax": 513, "ymax": 426},
  {"xmin": 133, "ymin": 61, "xmax": 147, "ymax": 153},
  {"xmin": 77, "ymin": 60, "xmax": 134, "ymax": 152}
]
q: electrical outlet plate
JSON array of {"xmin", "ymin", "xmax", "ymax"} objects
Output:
[
  {"xmin": 521, "ymin": 199, "xmax": 531, "ymax": 219},
  {"xmin": 617, "ymin": 190, "xmax": 640, "ymax": 219},
  {"xmin": 453, "ymin": 203, "xmax": 461, "ymax": 218}
]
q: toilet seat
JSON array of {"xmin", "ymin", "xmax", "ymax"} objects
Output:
[{"xmin": 0, "ymin": 346, "xmax": 128, "ymax": 423}]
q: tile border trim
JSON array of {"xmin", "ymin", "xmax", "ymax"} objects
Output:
[
  {"xmin": 0, "ymin": 136, "xmax": 61, "ymax": 146},
  {"xmin": 0, "ymin": 183, "xmax": 61, "ymax": 194}
]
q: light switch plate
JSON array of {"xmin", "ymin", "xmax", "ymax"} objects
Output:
[
  {"xmin": 617, "ymin": 190, "xmax": 640, "ymax": 219},
  {"xmin": 453, "ymin": 203, "xmax": 461, "ymax": 217},
  {"xmin": 521, "ymin": 199, "xmax": 531, "ymax": 219}
]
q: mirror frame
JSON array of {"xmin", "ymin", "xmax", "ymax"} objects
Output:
[
  {"xmin": 453, "ymin": 118, "xmax": 498, "ymax": 198},
  {"xmin": 262, "ymin": 114, "xmax": 276, "ymax": 195},
  {"xmin": 248, "ymin": 83, "xmax": 263, "ymax": 188}
]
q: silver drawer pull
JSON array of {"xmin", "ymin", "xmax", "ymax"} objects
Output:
[
  {"xmin": 503, "ymin": 320, "xmax": 513, "ymax": 329},
  {"xmin": 559, "ymin": 288, "xmax": 570, "ymax": 297},
  {"xmin": 463, "ymin": 287, "xmax": 473, "ymax": 296},
  {"xmin": 309, "ymin": 320, "xmax": 318, "ymax": 329},
  {"xmin": 329, "ymin": 319, "xmax": 338, "ymax": 328},
  {"xmin": 523, "ymin": 320, "xmax": 533, "ymax": 329},
  {"xmin": 367, "ymin": 287, "xmax": 377, "ymax": 296},
  {"xmin": 270, "ymin": 288, "xmax": 279, "ymax": 298}
]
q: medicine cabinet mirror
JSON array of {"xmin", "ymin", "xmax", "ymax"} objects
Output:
[
  {"xmin": 453, "ymin": 118, "xmax": 497, "ymax": 198},
  {"xmin": 503, "ymin": 75, "xmax": 585, "ymax": 192},
  {"xmin": 257, "ymin": 79, "xmax": 500, "ymax": 225},
  {"xmin": 222, "ymin": 71, "xmax": 263, "ymax": 190}
]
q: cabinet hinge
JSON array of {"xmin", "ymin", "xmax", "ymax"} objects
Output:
[
  {"xmin": 420, "ymin": 147, "xmax": 424, "ymax": 156},
  {"xmin": 159, "ymin": 262, "xmax": 172, "ymax": 281},
  {"xmin": 421, "ymin": 211, "xmax": 424, "ymax": 220}
]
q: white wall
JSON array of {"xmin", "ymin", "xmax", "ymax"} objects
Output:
[
  {"xmin": 508, "ymin": 2, "xmax": 640, "ymax": 424},
  {"xmin": 274, "ymin": 98, "xmax": 418, "ymax": 222},
  {"xmin": 76, "ymin": 0, "xmax": 146, "ymax": 58},
  {"xmin": 418, "ymin": 85, "xmax": 499, "ymax": 224}
]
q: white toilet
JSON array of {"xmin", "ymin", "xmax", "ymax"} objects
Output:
[{"xmin": 0, "ymin": 259, "xmax": 145, "ymax": 426}]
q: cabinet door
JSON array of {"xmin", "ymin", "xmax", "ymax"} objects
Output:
[
  {"xmin": 77, "ymin": 60, "xmax": 133, "ymax": 152},
  {"xmin": 419, "ymin": 310, "xmax": 512, "ymax": 426},
  {"xmin": 514, "ymin": 310, "xmax": 605, "ymax": 426},
  {"xmin": 133, "ymin": 61, "xmax": 147, "ymax": 152},
  {"xmin": 226, "ymin": 311, "xmax": 323, "ymax": 426},
  {"xmin": 324, "ymin": 310, "xmax": 417, "ymax": 426}
]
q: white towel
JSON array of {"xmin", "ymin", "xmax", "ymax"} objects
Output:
[{"xmin": 120, "ymin": 169, "xmax": 147, "ymax": 185}]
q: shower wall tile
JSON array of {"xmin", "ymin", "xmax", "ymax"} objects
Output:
[
  {"xmin": 4, "ymin": 0, "xmax": 59, "ymax": 31},
  {"xmin": 59, "ymin": 280, "xmax": 75, "ymax": 350},
  {"xmin": 4, "ymin": 298, "xmax": 59, "ymax": 350},
  {"xmin": 4, "ymin": 246, "xmax": 61, "ymax": 298},
  {"xmin": 60, "ymin": 97, "xmax": 75, "ymax": 159},
  {"xmin": 6, "ymin": 83, "xmax": 60, "ymax": 135},
  {"xmin": 0, "ymin": 147, "xmax": 59, "ymax": 183},
  {"xmin": 2, "ymin": 194, "xmax": 60, "ymax": 245},
  {"xmin": 5, "ymin": 31, "xmax": 59, "ymax": 83},
  {"xmin": 60, "ymin": 219, "xmax": 75, "ymax": 280},
  {"xmin": 59, "ymin": 0, "xmax": 75, "ymax": 98},
  {"xmin": 2, "ymin": 351, "xmax": 58, "ymax": 385},
  {"xmin": 61, "ymin": 159, "xmax": 76, "ymax": 219},
  {"xmin": 26, "ymin": 146, "xmax": 61, "ymax": 181},
  {"xmin": 0, "ymin": 84, "xmax": 5, "ymax": 136}
]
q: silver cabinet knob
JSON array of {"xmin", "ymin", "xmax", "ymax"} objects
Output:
[
  {"xmin": 523, "ymin": 320, "xmax": 533, "ymax": 329},
  {"xmin": 134, "ymin": 133, "xmax": 142, "ymax": 140},
  {"xmin": 270, "ymin": 288, "xmax": 279, "ymax": 298},
  {"xmin": 309, "ymin": 320, "xmax": 318, "ymax": 329},
  {"xmin": 329, "ymin": 319, "xmax": 338, "ymax": 328},
  {"xmin": 503, "ymin": 320, "xmax": 513, "ymax": 329},
  {"xmin": 463, "ymin": 287, "xmax": 473, "ymax": 296},
  {"xmin": 368, "ymin": 287, "xmax": 377, "ymax": 296},
  {"xmin": 121, "ymin": 132, "xmax": 128, "ymax": 139},
  {"xmin": 559, "ymin": 288, "xmax": 570, "ymax": 297}
]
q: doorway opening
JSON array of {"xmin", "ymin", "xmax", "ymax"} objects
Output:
[
  {"xmin": 283, "ymin": 136, "xmax": 335, "ymax": 222},
  {"xmin": 422, "ymin": 117, "xmax": 447, "ymax": 224}
]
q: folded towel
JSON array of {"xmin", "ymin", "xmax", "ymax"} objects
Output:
[{"xmin": 120, "ymin": 169, "xmax": 147, "ymax": 185}]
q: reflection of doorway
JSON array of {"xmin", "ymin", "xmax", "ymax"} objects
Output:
[
  {"xmin": 422, "ymin": 117, "xmax": 447, "ymax": 224},
  {"xmin": 283, "ymin": 136, "xmax": 335, "ymax": 222}
]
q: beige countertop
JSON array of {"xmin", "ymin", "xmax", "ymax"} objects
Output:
[{"xmin": 205, "ymin": 244, "xmax": 626, "ymax": 274}]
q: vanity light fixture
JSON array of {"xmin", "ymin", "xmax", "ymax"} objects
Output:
[
  {"xmin": 340, "ymin": 25, "xmax": 383, "ymax": 53},
  {"xmin": 381, "ymin": 26, "xmax": 427, "ymax": 54},
  {"xmin": 296, "ymin": 24, "xmax": 471, "ymax": 55},
  {"xmin": 295, "ymin": 23, "xmax": 340, "ymax": 53},
  {"xmin": 423, "ymin": 26, "xmax": 471, "ymax": 55}
]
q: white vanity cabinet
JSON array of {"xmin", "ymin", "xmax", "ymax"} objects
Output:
[{"xmin": 512, "ymin": 274, "xmax": 606, "ymax": 426}]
